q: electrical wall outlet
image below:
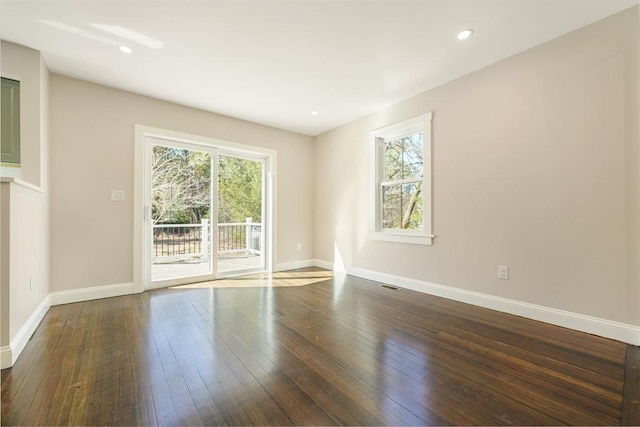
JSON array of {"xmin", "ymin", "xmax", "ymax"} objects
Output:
[
  {"xmin": 497, "ymin": 265, "xmax": 509, "ymax": 280},
  {"xmin": 296, "ymin": 243, "xmax": 302, "ymax": 251}
]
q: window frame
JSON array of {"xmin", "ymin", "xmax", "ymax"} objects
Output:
[{"xmin": 370, "ymin": 112, "xmax": 434, "ymax": 245}]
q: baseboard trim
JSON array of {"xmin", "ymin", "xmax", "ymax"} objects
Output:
[
  {"xmin": 274, "ymin": 259, "xmax": 316, "ymax": 272},
  {"xmin": 49, "ymin": 282, "xmax": 134, "ymax": 306},
  {"xmin": 314, "ymin": 260, "xmax": 640, "ymax": 346},
  {"xmin": 312, "ymin": 259, "xmax": 336, "ymax": 271},
  {"xmin": 1, "ymin": 295, "xmax": 51, "ymax": 369}
]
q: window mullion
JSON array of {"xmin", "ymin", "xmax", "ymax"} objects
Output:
[{"xmin": 380, "ymin": 178, "xmax": 422, "ymax": 187}]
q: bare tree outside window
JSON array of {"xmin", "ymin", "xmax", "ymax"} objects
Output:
[
  {"xmin": 152, "ymin": 146, "xmax": 211, "ymax": 224},
  {"xmin": 381, "ymin": 132, "xmax": 424, "ymax": 230}
]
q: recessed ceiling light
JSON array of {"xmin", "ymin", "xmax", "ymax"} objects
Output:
[
  {"xmin": 457, "ymin": 29, "xmax": 473, "ymax": 40},
  {"xmin": 118, "ymin": 45, "xmax": 133, "ymax": 54},
  {"xmin": 310, "ymin": 110, "xmax": 319, "ymax": 116}
]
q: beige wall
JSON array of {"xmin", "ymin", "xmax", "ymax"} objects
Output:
[
  {"xmin": 315, "ymin": 8, "xmax": 639, "ymax": 325},
  {"xmin": 3, "ymin": 182, "xmax": 48, "ymax": 340},
  {"xmin": 1, "ymin": 184, "xmax": 10, "ymax": 347},
  {"xmin": 628, "ymin": 5, "xmax": 640, "ymax": 327},
  {"xmin": 40, "ymin": 54, "xmax": 50, "ymax": 191},
  {"xmin": 40, "ymin": 51, "xmax": 50, "ymax": 306},
  {"xmin": 0, "ymin": 41, "xmax": 50, "ymax": 358},
  {"xmin": 49, "ymin": 75, "xmax": 314, "ymax": 292}
]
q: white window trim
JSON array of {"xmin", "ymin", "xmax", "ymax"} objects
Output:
[{"xmin": 370, "ymin": 112, "xmax": 434, "ymax": 245}]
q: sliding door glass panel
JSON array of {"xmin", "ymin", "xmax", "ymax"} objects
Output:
[
  {"xmin": 217, "ymin": 155, "xmax": 265, "ymax": 275},
  {"xmin": 150, "ymin": 144, "xmax": 213, "ymax": 282}
]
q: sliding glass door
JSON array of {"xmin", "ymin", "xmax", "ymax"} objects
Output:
[
  {"xmin": 144, "ymin": 137, "xmax": 267, "ymax": 288},
  {"xmin": 142, "ymin": 136, "xmax": 270, "ymax": 288},
  {"xmin": 134, "ymin": 127, "xmax": 275, "ymax": 292}
]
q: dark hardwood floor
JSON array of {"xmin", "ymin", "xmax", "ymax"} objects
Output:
[{"xmin": 1, "ymin": 267, "xmax": 638, "ymax": 426}]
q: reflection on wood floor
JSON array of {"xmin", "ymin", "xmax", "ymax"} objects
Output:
[
  {"xmin": 174, "ymin": 270, "xmax": 335, "ymax": 289},
  {"xmin": 1, "ymin": 267, "xmax": 638, "ymax": 426}
]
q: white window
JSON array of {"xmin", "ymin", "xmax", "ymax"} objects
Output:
[{"xmin": 370, "ymin": 112, "xmax": 433, "ymax": 245}]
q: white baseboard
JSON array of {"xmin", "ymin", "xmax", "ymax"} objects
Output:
[
  {"xmin": 314, "ymin": 260, "xmax": 640, "ymax": 346},
  {"xmin": 274, "ymin": 259, "xmax": 316, "ymax": 272},
  {"xmin": 1, "ymin": 295, "xmax": 51, "ymax": 369},
  {"xmin": 312, "ymin": 258, "xmax": 336, "ymax": 271},
  {"xmin": 49, "ymin": 282, "xmax": 134, "ymax": 306}
]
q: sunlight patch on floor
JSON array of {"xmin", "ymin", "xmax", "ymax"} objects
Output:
[{"xmin": 171, "ymin": 270, "xmax": 334, "ymax": 289}]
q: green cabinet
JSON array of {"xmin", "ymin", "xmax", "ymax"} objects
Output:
[{"xmin": 1, "ymin": 77, "xmax": 21, "ymax": 165}]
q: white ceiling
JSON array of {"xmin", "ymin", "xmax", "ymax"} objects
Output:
[{"xmin": 1, "ymin": 0, "xmax": 638, "ymax": 136}]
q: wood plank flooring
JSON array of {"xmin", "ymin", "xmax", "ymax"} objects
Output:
[
  {"xmin": 1, "ymin": 267, "xmax": 638, "ymax": 426},
  {"xmin": 622, "ymin": 345, "xmax": 640, "ymax": 426}
]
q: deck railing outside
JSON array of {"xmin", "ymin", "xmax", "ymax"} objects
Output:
[{"xmin": 153, "ymin": 218, "xmax": 261, "ymax": 260}]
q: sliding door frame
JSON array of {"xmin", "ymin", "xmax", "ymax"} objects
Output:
[{"xmin": 133, "ymin": 125, "xmax": 276, "ymax": 293}]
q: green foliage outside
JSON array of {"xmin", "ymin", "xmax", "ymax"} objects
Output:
[
  {"xmin": 218, "ymin": 156, "xmax": 262, "ymax": 223},
  {"xmin": 382, "ymin": 132, "xmax": 424, "ymax": 230},
  {"xmin": 151, "ymin": 146, "xmax": 262, "ymax": 225}
]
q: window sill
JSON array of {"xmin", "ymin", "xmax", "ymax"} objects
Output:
[{"xmin": 371, "ymin": 232, "xmax": 434, "ymax": 246}]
